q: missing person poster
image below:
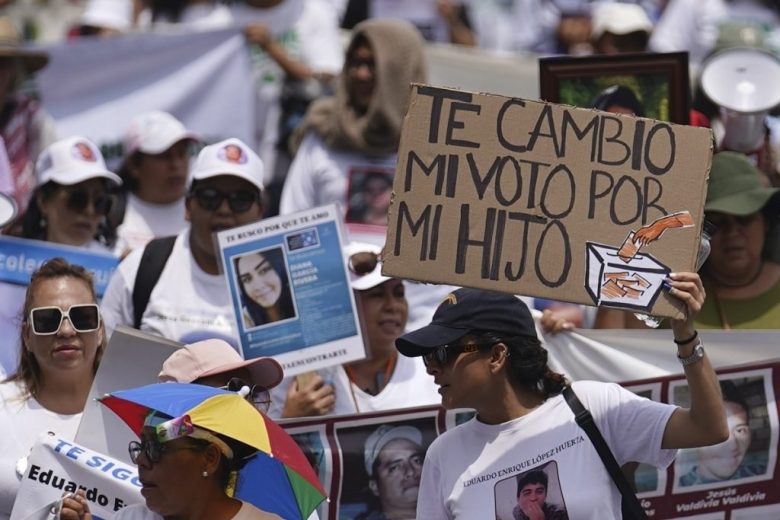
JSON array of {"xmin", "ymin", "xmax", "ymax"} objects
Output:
[
  {"xmin": 217, "ymin": 203, "xmax": 365, "ymax": 376},
  {"xmin": 623, "ymin": 361, "xmax": 780, "ymax": 519},
  {"xmin": 383, "ymin": 84, "xmax": 714, "ymax": 319}
]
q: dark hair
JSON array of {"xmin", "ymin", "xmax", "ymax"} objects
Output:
[
  {"xmin": 10, "ymin": 180, "xmax": 117, "ymax": 247},
  {"xmin": 720, "ymin": 380, "xmax": 749, "ymax": 413},
  {"xmin": 235, "ymin": 249, "xmax": 295, "ymax": 327},
  {"xmin": 592, "ymin": 85, "xmax": 645, "ymax": 117},
  {"xmin": 5, "ymin": 258, "xmax": 105, "ymax": 397},
  {"xmin": 148, "ymin": 0, "xmax": 189, "ymax": 22},
  {"xmin": 516, "ymin": 470, "xmax": 548, "ymax": 497},
  {"xmin": 188, "ymin": 434, "xmax": 255, "ymax": 492},
  {"xmin": 117, "ymin": 151, "xmax": 143, "ymax": 194},
  {"xmin": 475, "ymin": 331, "xmax": 568, "ymax": 399}
]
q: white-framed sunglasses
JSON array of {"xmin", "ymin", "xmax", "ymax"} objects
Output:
[{"xmin": 28, "ymin": 304, "xmax": 101, "ymax": 335}]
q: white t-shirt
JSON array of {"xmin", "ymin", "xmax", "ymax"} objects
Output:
[
  {"xmin": 113, "ymin": 194, "xmax": 188, "ymax": 256},
  {"xmin": 0, "ymin": 381, "xmax": 83, "ymax": 520},
  {"xmin": 229, "ymin": 0, "xmax": 343, "ymax": 181},
  {"xmin": 114, "ymin": 500, "xmax": 282, "ymax": 519},
  {"xmin": 280, "ymin": 132, "xmax": 397, "ymax": 220},
  {"xmin": 416, "ymin": 380, "xmax": 677, "ymax": 520},
  {"xmin": 100, "ymin": 230, "xmax": 237, "ymax": 343},
  {"xmin": 268, "ymin": 353, "xmax": 440, "ymax": 418}
]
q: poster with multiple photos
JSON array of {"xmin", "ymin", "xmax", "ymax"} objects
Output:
[
  {"xmin": 281, "ymin": 361, "xmax": 780, "ymax": 519},
  {"xmin": 216, "ymin": 204, "xmax": 366, "ymax": 377}
]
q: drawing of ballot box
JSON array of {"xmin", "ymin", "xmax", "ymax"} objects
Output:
[{"xmin": 585, "ymin": 242, "xmax": 670, "ymax": 311}]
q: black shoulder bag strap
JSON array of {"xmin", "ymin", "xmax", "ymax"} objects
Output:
[
  {"xmin": 132, "ymin": 236, "xmax": 177, "ymax": 329},
  {"xmin": 562, "ymin": 385, "xmax": 648, "ymax": 520}
]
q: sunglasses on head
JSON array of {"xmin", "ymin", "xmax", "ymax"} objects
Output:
[
  {"xmin": 422, "ymin": 336, "xmax": 500, "ymax": 368},
  {"xmin": 349, "ymin": 251, "xmax": 380, "ymax": 276},
  {"xmin": 63, "ymin": 187, "xmax": 113, "ymax": 216},
  {"xmin": 192, "ymin": 187, "xmax": 259, "ymax": 213},
  {"xmin": 221, "ymin": 377, "xmax": 271, "ymax": 412},
  {"xmin": 28, "ymin": 304, "xmax": 101, "ymax": 335}
]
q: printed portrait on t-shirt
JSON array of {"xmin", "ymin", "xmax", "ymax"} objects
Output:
[
  {"xmin": 671, "ymin": 369, "xmax": 776, "ymax": 493},
  {"xmin": 232, "ymin": 246, "xmax": 297, "ymax": 330},
  {"xmin": 345, "ymin": 167, "xmax": 394, "ymax": 227},
  {"xmin": 493, "ymin": 460, "xmax": 569, "ymax": 520},
  {"xmin": 334, "ymin": 416, "xmax": 437, "ymax": 520}
]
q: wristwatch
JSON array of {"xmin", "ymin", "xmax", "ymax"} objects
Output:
[{"xmin": 677, "ymin": 343, "xmax": 705, "ymax": 366}]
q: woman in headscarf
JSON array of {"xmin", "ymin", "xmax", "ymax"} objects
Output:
[{"xmin": 279, "ymin": 18, "xmax": 426, "ymax": 226}]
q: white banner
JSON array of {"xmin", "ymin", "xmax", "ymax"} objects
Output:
[
  {"xmin": 37, "ymin": 28, "xmax": 255, "ymax": 168},
  {"xmin": 541, "ymin": 324, "xmax": 780, "ymax": 383},
  {"xmin": 10, "ymin": 434, "xmax": 143, "ymax": 520}
]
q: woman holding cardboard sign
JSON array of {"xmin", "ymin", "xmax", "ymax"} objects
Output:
[{"xmin": 0, "ymin": 258, "xmax": 106, "ymax": 519}]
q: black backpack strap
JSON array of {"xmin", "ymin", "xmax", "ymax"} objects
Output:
[
  {"xmin": 132, "ymin": 236, "xmax": 177, "ymax": 329},
  {"xmin": 562, "ymin": 385, "xmax": 648, "ymax": 520}
]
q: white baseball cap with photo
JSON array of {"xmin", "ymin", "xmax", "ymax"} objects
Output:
[
  {"xmin": 190, "ymin": 138, "xmax": 264, "ymax": 192},
  {"xmin": 36, "ymin": 136, "xmax": 122, "ymax": 187},
  {"xmin": 125, "ymin": 110, "xmax": 199, "ymax": 156}
]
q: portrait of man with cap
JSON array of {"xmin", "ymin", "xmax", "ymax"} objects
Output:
[
  {"xmin": 397, "ymin": 277, "xmax": 729, "ymax": 518},
  {"xmin": 349, "ymin": 424, "xmax": 426, "ymax": 520}
]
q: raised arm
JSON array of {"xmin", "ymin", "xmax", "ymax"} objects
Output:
[{"xmin": 661, "ymin": 272, "xmax": 729, "ymax": 449}]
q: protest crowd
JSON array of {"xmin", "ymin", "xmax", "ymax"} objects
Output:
[{"xmin": 0, "ymin": 0, "xmax": 779, "ymax": 519}]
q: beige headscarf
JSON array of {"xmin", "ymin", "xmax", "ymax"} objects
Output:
[{"xmin": 291, "ymin": 19, "xmax": 427, "ymax": 156}]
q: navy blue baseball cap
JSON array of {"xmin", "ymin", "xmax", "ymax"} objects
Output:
[{"xmin": 395, "ymin": 287, "xmax": 538, "ymax": 357}]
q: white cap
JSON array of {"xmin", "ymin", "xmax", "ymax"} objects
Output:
[
  {"xmin": 191, "ymin": 138, "xmax": 264, "ymax": 192},
  {"xmin": 591, "ymin": 3, "xmax": 653, "ymax": 39},
  {"xmin": 125, "ymin": 111, "xmax": 199, "ymax": 156},
  {"xmin": 364, "ymin": 425, "xmax": 423, "ymax": 475},
  {"xmin": 36, "ymin": 136, "xmax": 122, "ymax": 187},
  {"xmin": 81, "ymin": 0, "xmax": 134, "ymax": 32},
  {"xmin": 344, "ymin": 241, "xmax": 391, "ymax": 291}
]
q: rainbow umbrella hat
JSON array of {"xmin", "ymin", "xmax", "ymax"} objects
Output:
[{"xmin": 99, "ymin": 383, "xmax": 327, "ymax": 520}]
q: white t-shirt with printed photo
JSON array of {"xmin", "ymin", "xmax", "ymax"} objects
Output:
[{"xmin": 416, "ymin": 380, "xmax": 677, "ymax": 520}]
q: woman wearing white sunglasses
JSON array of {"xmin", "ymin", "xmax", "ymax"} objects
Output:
[{"xmin": 0, "ymin": 257, "xmax": 105, "ymax": 520}]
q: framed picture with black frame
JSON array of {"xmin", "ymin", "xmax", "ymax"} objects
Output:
[{"xmin": 539, "ymin": 52, "xmax": 690, "ymax": 124}]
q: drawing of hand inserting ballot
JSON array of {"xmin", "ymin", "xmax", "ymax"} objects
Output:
[{"xmin": 585, "ymin": 211, "xmax": 694, "ymax": 311}]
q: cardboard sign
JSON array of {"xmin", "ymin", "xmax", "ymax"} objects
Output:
[{"xmin": 383, "ymin": 85, "xmax": 714, "ymax": 318}]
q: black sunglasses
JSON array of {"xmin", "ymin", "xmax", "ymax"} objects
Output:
[
  {"xmin": 422, "ymin": 337, "xmax": 500, "ymax": 368},
  {"xmin": 28, "ymin": 304, "xmax": 101, "ymax": 335},
  {"xmin": 128, "ymin": 438, "xmax": 202, "ymax": 465},
  {"xmin": 63, "ymin": 187, "xmax": 113, "ymax": 216},
  {"xmin": 221, "ymin": 377, "xmax": 271, "ymax": 412},
  {"xmin": 192, "ymin": 187, "xmax": 259, "ymax": 213}
]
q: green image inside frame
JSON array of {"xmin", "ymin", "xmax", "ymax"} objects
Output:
[{"xmin": 559, "ymin": 74, "xmax": 671, "ymax": 121}]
